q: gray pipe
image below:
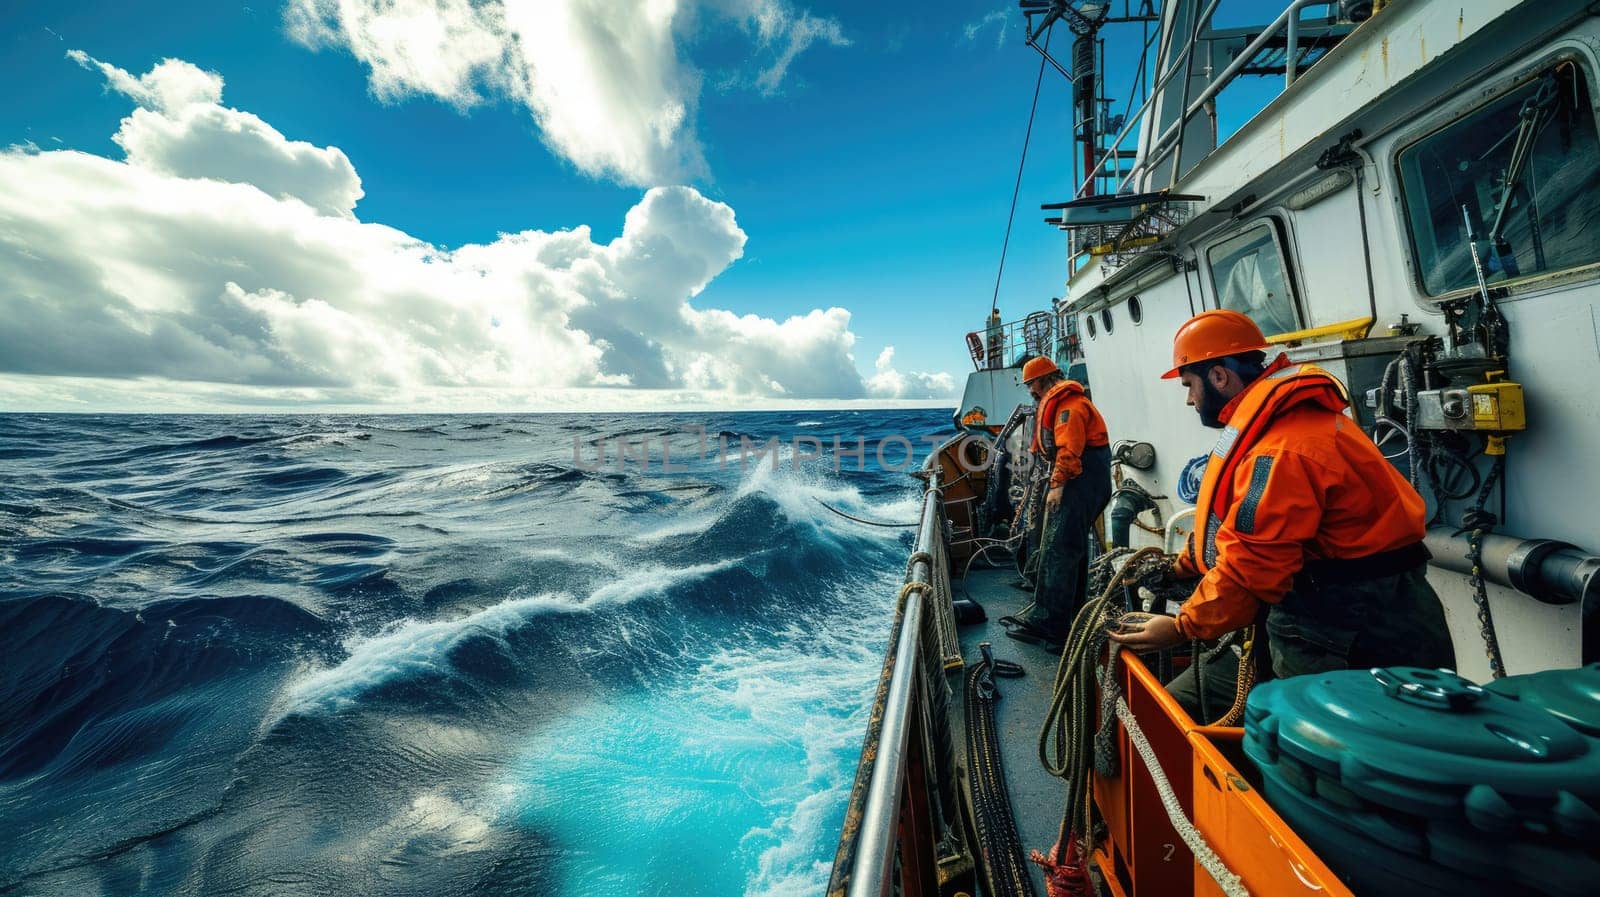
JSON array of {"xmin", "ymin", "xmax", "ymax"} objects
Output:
[
  {"xmin": 1424, "ymin": 525, "xmax": 1600, "ymax": 614},
  {"xmin": 1109, "ymin": 486, "xmax": 1158, "ymax": 548}
]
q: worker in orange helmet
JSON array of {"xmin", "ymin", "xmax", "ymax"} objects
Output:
[
  {"xmin": 1004, "ymin": 355, "xmax": 1112, "ymax": 651},
  {"xmin": 1109, "ymin": 309, "xmax": 1455, "ymax": 717}
]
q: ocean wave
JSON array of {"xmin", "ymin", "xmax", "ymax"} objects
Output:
[
  {"xmin": 480, "ymin": 462, "xmax": 609, "ymax": 499},
  {"xmin": 494, "ymin": 577, "xmax": 892, "ymax": 897},
  {"xmin": 60, "ymin": 432, "xmax": 291, "ymax": 467},
  {"xmin": 0, "ymin": 593, "xmax": 327, "ymax": 782},
  {"xmin": 280, "ymin": 593, "xmax": 572, "ymax": 715},
  {"xmin": 282, "ymin": 558, "xmax": 739, "ymax": 716},
  {"xmin": 0, "ymin": 410, "xmax": 949, "ymax": 895},
  {"xmin": 699, "ymin": 626, "xmax": 887, "ymax": 897},
  {"xmin": 254, "ymin": 465, "xmax": 365, "ymax": 490}
]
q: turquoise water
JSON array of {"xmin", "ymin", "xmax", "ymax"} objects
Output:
[{"xmin": 0, "ymin": 411, "xmax": 945, "ymax": 895}]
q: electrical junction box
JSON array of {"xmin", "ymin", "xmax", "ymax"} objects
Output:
[
  {"xmin": 1415, "ymin": 379, "xmax": 1525, "ymax": 432},
  {"xmin": 1468, "ymin": 379, "xmax": 1526, "ymax": 430}
]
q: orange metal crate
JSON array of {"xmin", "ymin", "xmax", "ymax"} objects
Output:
[
  {"xmin": 1092, "ymin": 651, "xmax": 1352, "ymax": 897},
  {"xmin": 1092, "ymin": 651, "xmax": 1197, "ymax": 897},
  {"xmin": 1189, "ymin": 726, "xmax": 1352, "ymax": 897}
]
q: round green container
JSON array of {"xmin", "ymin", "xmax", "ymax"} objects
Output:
[
  {"xmin": 1243, "ymin": 666, "xmax": 1600, "ymax": 897},
  {"xmin": 1485, "ymin": 662, "xmax": 1600, "ymax": 736}
]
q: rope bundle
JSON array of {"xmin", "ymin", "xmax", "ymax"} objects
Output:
[
  {"xmin": 1038, "ymin": 547, "xmax": 1166, "ymax": 859},
  {"xmin": 966, "ymin": 647, "xmax": 1037, "ymax": 897},
  {"xmin": 1037, "ymin": 547, "xmax": 1252, "ymax": 895}
]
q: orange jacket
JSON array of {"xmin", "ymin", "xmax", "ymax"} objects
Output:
[
  {"xmin": 1031, "ymin": 379, "xmax": 1110, "ymax": 487},
  {"xmin": 1173, "ymin": 356, "xmax": 1427, "ymax": 639}
]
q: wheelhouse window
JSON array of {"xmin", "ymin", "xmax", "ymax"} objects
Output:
[
  {"xmin": 1398, "ymin": 61, "xmax": 1600, "ymax": 295},
  {"xmin": 1207, "ymin": 223, "xmax": 1300, "ymax": 337}
]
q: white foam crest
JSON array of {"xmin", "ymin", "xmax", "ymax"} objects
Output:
[
  {"xmin": 280, "ymin": 429, "xmax": 371, "ymax": 452},
  {"xmin": 685, "ymin": 589, "xmax": 892, "ymax": 897},
  {"xmin": 284, "ymin": 591, "xmax": 581, "ymax": 712},
  {"xmin": 587, "ymin": 558, "xmax": 741, "ymax": 606},
  {"xmin": 489, "ymin": 575, "xmax": 895, "ymax": 895},
  {"xmin": 283, "ymin": 557, "xmax": 743, "ymax": 713},
  {"xmin": 731, "ymin": 448, "xmax": 921, "ymax": 541},
  {"xmin": 310, "ymin": 459, "xmax": 502, "ymax": 509},
  {"xmin": 630, "ymin": 510, "xmax": 721, "ymax": 543}
]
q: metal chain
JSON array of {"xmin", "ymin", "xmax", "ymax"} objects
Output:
[{"xmin": 1462, "ymin": 454, "xmax": 1508, "ymax": 678}]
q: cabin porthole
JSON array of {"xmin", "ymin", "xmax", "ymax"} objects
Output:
[
  {"xmin": 1086, "ymin": 315, "xmax": 1097, "ymax": 339},
  {"xmin": 1128, "ymin": 295, "xmax": 1143, "ymax": 325},
  {"xmin": 1100, "ymin": 308, "xmax": 1114, "ymax": 335}
]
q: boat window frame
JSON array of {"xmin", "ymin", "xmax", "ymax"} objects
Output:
[
  {"xmin": 1200, "ymin": 216, "xmax": 1305, "ymax": 337},
  {"xmin": 1389, "ymin": 48, "xmax": 1600, "ymax": 303}
]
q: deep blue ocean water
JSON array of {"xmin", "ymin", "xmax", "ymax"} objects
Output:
[{"xmin": 0, "ymin": 410, "xmax": 949, "ymax": 896}]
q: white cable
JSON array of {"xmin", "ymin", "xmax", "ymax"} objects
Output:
[{"xmin": 1114, "ymin": 697, "xmax": 1250, "ymax": 897}]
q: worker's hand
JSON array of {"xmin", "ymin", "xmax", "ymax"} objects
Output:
[
  {"xmin": 1107, "ymin": 613, "xmax": 1186, "ymax": 653},
  {"xmin": 1046, "ymin": 485, "xmax": 1064, "ymax": 513}
]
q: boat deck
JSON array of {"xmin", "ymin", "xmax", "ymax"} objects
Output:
[{"xmin": 951, "ymin": 560, "xmax": 1072, "ymax": 896}]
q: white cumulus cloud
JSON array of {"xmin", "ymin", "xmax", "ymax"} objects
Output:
[
  {"xmin": 284, "ymin": 0, "xmax": 849, "ymax": 187},
  {"xmin": 70, "ymin": 51, "xmax": 363, "ymax": 218},
  {"xmin": 866, "ymin": 347, "xmax": 956, "ymax": 400},
  {"xmin": 0, "ymin": 53, "xmax": 954, "ymax": 411}
]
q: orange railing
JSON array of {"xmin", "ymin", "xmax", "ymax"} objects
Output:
[{"xmin": 1093, "ymin": 651, "xmax": 1352, "ymax": 897}]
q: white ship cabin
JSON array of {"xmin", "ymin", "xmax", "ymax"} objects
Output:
[{"xmin": 1054, "ymin": 0, "xmax": 1599, "ymax": 678}]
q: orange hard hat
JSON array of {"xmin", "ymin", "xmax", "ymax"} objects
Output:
[
  {"xmin": 1161, "ymin": 309, "xmax": 1271, "ymax": 379},
  {"xmin": 1021, "ymin": 356, "xmax": 1060, "ymax": 383}
]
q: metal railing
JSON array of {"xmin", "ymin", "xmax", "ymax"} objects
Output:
[
  {"xmin": 1136, "ymin": 0, "xmax": 1334, "ymax": 191},
  {"xmin": 1074, "ymin": 0, "xmax": 1343, "ymax": 200},
  {"xmin": 967, "ymin": 311, "xmax": 1055, "ymax": 370},
  {"xmin": 827, "ymin": 456, "xmax": 970, "ymax": 897}
]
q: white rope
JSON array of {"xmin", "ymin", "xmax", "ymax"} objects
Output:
[{"xmin": 1113, "ymin": 697, "xmax": 1250, "ymax": 897}]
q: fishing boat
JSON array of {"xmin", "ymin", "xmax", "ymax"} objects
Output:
[{"xmin": 829, "ymin": 1, "xmax": 1600, "ymax": 895}]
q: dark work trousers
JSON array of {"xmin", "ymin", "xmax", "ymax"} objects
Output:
[
  {"xmin": 1167, "ymin": 563, "xmax": 1456, "ymax": 720},
  {"xmin": 1024, "ymin": 444, "xmax": 1112, "ymax": 640}
]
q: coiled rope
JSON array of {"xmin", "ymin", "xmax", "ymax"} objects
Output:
[
  {"xmin": 965, "ymin": 644, "xmax": 1037, "ymax": 897},
  {"xmin": 1037, "ymin": 547, "xmax": 1250, "ymax": 895},
  {"xmin": 1038, "ymin": 548, "xmax": 1162, "ymax": 855}
]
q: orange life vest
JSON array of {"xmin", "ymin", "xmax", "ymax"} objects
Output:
[{"xmin": 1189, "ymin": 357, "xmax": 1347, "ymax": 573}]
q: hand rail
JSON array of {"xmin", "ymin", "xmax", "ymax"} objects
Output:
[
  {"xmin": 828, "ymin": 453, "xmax": 968, "ymax": 897},
  {"xmin": 1134, "ymin": 0, "xmax": 1333, "ymax": 191},
  {"xmin": 967, "ymin": 311, "xmax": 1056, "ymax": 370},
  {"xmin": 1075, "ymin": 0, "xmax": 1227, "ymax": 199}
]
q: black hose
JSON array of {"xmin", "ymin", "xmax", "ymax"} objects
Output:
[
  {"xmin": 966, "ymin": 643, "xmax": 1039, "ymax": 897},
  {"xmin": 814, "ymin": 498, "xmax": 917, "ymax": 528}
]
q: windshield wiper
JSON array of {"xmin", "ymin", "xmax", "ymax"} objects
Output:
[{"xmin": 1483, "ymin": 69, "xmax": 1564, "ymax": 268}]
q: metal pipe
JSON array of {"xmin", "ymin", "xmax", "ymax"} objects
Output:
[
  {"xmin": 1026, "ymin": 34, "xmax": 1076, "ymax": 82},
  {"xmin": 1165, "ymin": 506, "xmax": 1197, "ymax": 554},
  {"xmin": 1132, "ymin": 0, "xmax": 1188, "ymax": 168},
  {"xmin": 1079, "ymin": 0, "xmax": 1227, "ymax": 197},
  {"xmin": 1286, "ymin": 5, "xmax": 1300, "ymax": 85},
  {"xmin": 1424, "ymin": 525, "xmax": 1600, "ymax": 611},
  {"xmin": 1141, "ymin": 0, "xmax": 1328, "ymax": 178},
  {"xmin": 847, "ymin": 465, "xmax": 942, "ymax": 897},
  {"xmin": 848, "ymin": 586, "xmax": 923, "ymax": 895},
  {"xmin": 1109, "ymin": 486, "xmax": 1159, "ymax": 548}
]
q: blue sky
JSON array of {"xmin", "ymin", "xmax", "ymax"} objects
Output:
[{"xmin": 0, "ymin": 1, "xmax": 1296, "ymax": 411}]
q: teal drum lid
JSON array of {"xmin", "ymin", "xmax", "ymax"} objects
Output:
[
  {"xmin": 1485, "ymin": 663, "xmax": 1600, "ymax": 736},
  {"xmin": 1243, "ymin": 667, "xmax": 1600, "ymax": 839}
]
